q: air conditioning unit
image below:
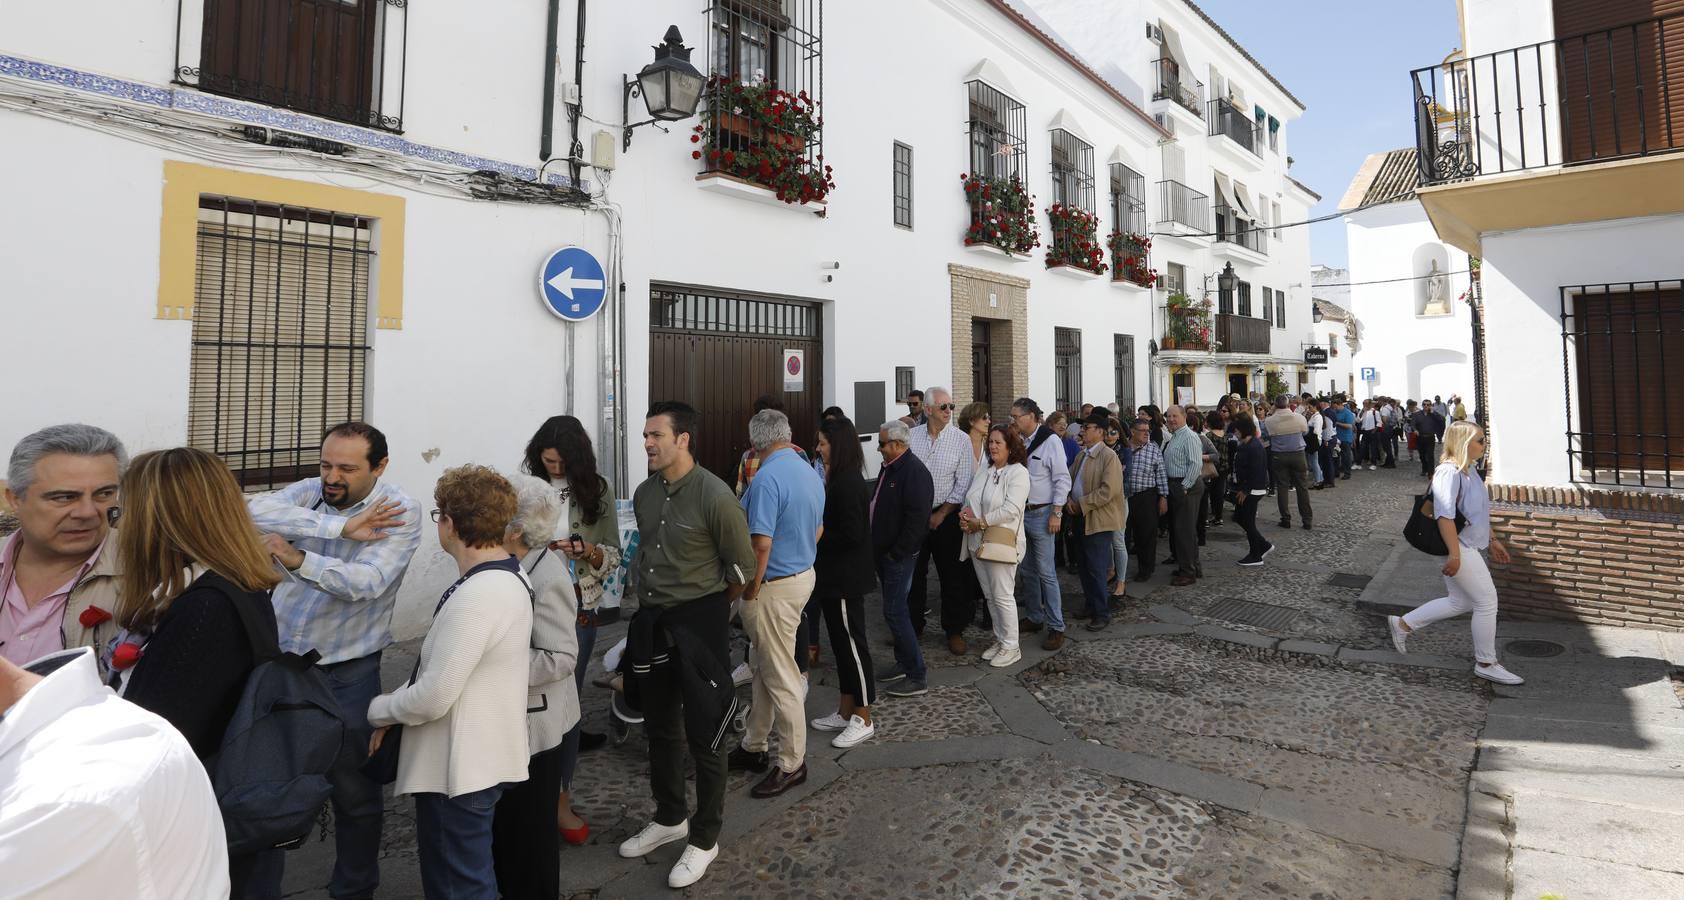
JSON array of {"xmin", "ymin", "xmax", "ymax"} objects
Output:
[
  {"xmin": 1146, "ymin": 23, "xmax": 1164, "ymax": 43},
  {"xmin": 1153, "ymin": 112, "xmax": 1177, "ymax": 136}
]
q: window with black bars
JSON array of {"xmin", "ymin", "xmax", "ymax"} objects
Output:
[
  {"xmin": 895, "ymin": 366, "xmax": 916, "ymax": 401},
  {"xmin": 1109, "ymin": 163, "xmax": 1146, "ymax": 235},
  {"xmin": 1219, "ymin": 282, "xmax": 1234, "ymax": 316},
  {"xmin": 1113, "ymin": 334, "xmax": 1135, "ymax": 414},
  {"xmin": 1054, "ymin": 327, "xmax": 1082, "ymax": 412},
  {"xmin": 1237, "ymin": 281, "xmax": 1253, "ymax": 317},
  {"xmin": 967, "ymin": 80, "xmax": 1026, "ymax": 180},
  {"xmin": 1275, "ymin": 289, "xmax": 1286, "ymax": 328},
  {"xmin": 704, "ymin": 1, "xmax": 824, "ymax": 183},
  {"xmin": 649, "ymin": 287, "xmax": 819, "ymax": 338},
  {"xmin": 1561, "ymin": 282, "xmax": 1684, "ymax": 490},
  {"xmin": 1049, "ymin": 129, "xmax": 1095, "ymax": 211},
  {"xmin": 892, "ymin": 141, "xmax": 914, "ymax": 228},
  {"xmin": 190, "ymin": 197, "xmax": 372, "ymax": 492}
]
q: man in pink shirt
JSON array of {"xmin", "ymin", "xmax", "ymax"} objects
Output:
[{"xmin": 1, "ymin": 425, "xmax": 126, "ymax": 669}]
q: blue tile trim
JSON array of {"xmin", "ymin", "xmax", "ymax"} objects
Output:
[{"xmin": 0, "ymin": 54, "xmax": 583, "ymax": 189}]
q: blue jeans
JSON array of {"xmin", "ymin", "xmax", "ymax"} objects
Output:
[
  {"xmin": 1307, "ymin": 447, "xmax": 1323, "ymax": 483},
  {"xmin": 877, "ymin": 555, "xmax": 925, "ymax": 681},
  {"xmin": 248, "ymin": 650, "xmax": 385, "ymax": 900},
  {"xmin": 1339, "ymin": 441, "xmax": 1354, "ymax": 476},
  {"xmin": 1078, "ymin": 530, "xmax": 1116, "ymax": 622},
  {"xmin": 1016, "ymin": 505, "xmax": 1065, "ymax": 633},
  {"xmin": 1110, "ymin": 529, "xmax": 1128, "ymax": 592},
  {"xmin": 417, "ymin": 784, "xmax": 505, "ymax": 900}
]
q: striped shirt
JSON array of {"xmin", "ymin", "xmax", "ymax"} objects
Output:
[
  {"xmin": 247, "ymin": 478, "xmax": 423, "ymax": 665},
  {"xmin": 1123, "ymin": 441, "xmax": 1169, "ymax": 496},
  {"xmin": 908, "ymin": 422, "xmax": 975, "ymax": 508}
]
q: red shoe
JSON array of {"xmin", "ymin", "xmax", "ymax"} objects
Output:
[{"xmin": 560, "ymin": 819, "xmax": 590, "ymax": 846}]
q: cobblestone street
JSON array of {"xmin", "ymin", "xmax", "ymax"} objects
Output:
[{"xmin": 276, "ymin": 464, "xmax": 1669, "ymax": 898}]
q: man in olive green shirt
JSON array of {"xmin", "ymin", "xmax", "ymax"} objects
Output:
[{"xmin": 618, "ymin": 401, "xmax": 755, "ymax": 890}]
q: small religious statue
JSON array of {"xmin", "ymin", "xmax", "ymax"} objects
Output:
[{"xmin": 1422, "ymin": 260, "xmax": 1451, "ymax": 315}]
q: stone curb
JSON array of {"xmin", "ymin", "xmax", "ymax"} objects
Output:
[
  {"xmin": 1454, "ymin": 790, "xmax": 1512, "ymax": 900},
  {"xmin": 1193, "ymin": 623, "xmax": 1279, "ymax": 650},
  {"xmin": 1053, "ymin": 740, "xmax": 1265, "ymax": 814},
  {"xmin": 1147, "ymin": 603, "xmax": 1470, "ymax": 672},
  {"xmin": 1149, "ymin": 603, "xmax": 1198, "ymax": 626},
  {"xmin": 973, "ymin": 672, "xmax": 1074, "ymax": 745},
  {"xmin": 1257, "ymin": 789, "xmax": 1463, "ymax": 869},
  {"xmin": 834, "ymin": 733, "xmax": 1046, "ymax": 771},
  {"xmin": 1337, "ymin": 647, "xmax": 1466, "ymax": 671}
]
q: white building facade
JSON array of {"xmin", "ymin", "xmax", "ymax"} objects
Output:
[{"xmin": 1339, "ymin": 149, "xmax": 1475, "ymax": 405}]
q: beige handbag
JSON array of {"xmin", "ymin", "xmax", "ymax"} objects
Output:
[{"xmin": 976, "ymin": 524, "xmax": 1018, "ymax": 563}]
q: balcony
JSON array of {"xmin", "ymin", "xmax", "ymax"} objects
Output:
[
  {"xmin": 1156, "ymin": 179, "xmax": 1212, "ymax": 237},
  {"xmin": 1152, "ymin": 58, "xmax": 1205, "ymax": 119},
  {"xmin": 1214, "ymin": 205, "xmax": 1267, "ymax": 256},
  {"xmin": 1407, "ymin": 11, "xmax": 1684, "ymax": 252},
  {"xmin": 1208, "ymin": 99, "xmax": 1259, "ymax": 155},
  {"xmin": 175, "ymin": 0, "xmax": 409, "ymax": 131},
  {"xmin": 1216, "ymin": 312, "xmax": 1270, "ymax": 354},
  {"xmin": 1161, "ymin": 302, "xmax": 1212, "ymax": 351}
]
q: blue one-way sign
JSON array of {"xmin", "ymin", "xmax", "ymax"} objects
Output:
[{"xmin": 539, "ymin": 246, "xmax": 607, "ymax": 322}]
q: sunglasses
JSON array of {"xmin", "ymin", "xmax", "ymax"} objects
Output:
[{"xmin": 937, "ymin": 403, "xmax": 956, "ymax": 412}]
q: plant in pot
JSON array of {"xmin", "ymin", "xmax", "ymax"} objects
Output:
[
  {"xmin": 962, "ymin": 173, "xmax": 1040, "ymax": 254},
  {"xmin": 1164, "ymin": 291, "xmax": 1193, "ymax": 349},
  {"xmin": 694, "ymin": 76, "xmax": 834, "ymax": 205},
  {"xmin": 1108, "ymin": 231, "xmax": 1158, "ymax": 287},
  {"xmin": 1045, "ymin": 204, "xmax": 1106, "ymax": 274}
]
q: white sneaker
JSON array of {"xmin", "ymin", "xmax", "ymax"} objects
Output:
[
  {"xmin": 1368, "ymin": 465, "xmax": 1377, "ymax": 471},
  {"xmin": 667, "ymin": 843, "xmax": 719, "ymax": 888},
  {"xmin": 731, "ymin": 662, "xmax": 752, "ymax": 687},
  {"xmin": 990, "ymin": 647, "xmax": 1022, "ymax": 668},
  {"xmin": 810, "ymin": 711, "xmax": 848, "ymax": 732},
  {"xmin": 1387, "ymin": 616, "xmax": 1409, "ymax": 655},
  {"xmin": 981, "ymin": 644, "xmax": 1000, "ymax": 661},
  {"xmin": 831, "ymin": 714, "xmax": 876, "ymax": 748},
  {"xmin": 1475, "ymin": 663, "xmax": 1525, "ymax": 685},
  {"xmin": 619, "ymin": 819, "xmax": 689, "ymax": 858}
]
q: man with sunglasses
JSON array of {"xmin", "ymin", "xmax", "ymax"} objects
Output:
[
  {"xmin": 905, "ymin": 387, "xmax": 978, "ymax": 656},
  {"xmin": 1, "ymin": 424, "xmax": 128, "ymax": 672}
]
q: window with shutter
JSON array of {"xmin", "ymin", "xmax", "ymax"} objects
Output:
[
  {"xmin": 190, "ymin": 197, "xmax": 372, "ymax": 491},
  {"xmin": 1565, "ymin": 283, "xmax": 1684, "ymax": 488}
]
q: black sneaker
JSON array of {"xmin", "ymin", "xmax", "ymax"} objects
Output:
[
  {"xmin": 727, "ymin": 746, "xmax": 769, "ymax": 773},
  {"xmin": 885, "ymin": 679, "xmax": 928, "ymax": 697},
  {"xmin": 1237, "ymin": 555, "xmax": 1263, "ymax": 567},
  {"xmin": 878, "ymin": 666, "xmax": 908, "ymax": 684}
]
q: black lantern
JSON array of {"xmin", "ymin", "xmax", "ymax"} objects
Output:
[
  {"xmin": 623, "ymin": 26, "xmax": 705, "ymax": 150},
  {"xmin": 1217, "ymin": 261, "xmax": 1238, "ymax": 294},
  {"xmin": 1312, "ymin": 304, "xmax": 1323, "ymax": 323}
]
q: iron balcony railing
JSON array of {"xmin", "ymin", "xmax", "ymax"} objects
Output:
[
  {"xmin": 1215, "ymin": 204, "xmax": 1267, "ymax": 254},
  {"xmin": 1216, "ymin": 312, "xmax": 1271, "ymax": 354},
  {"xmin": 175, "ymin": 0, "xmax": 408, "ymax": 131},
  {"xmin": 1207, "ymin": 98, "xmax": 1259, "ymax": 154},
  {"xmin": 1411, "ymin": 11, "xmax": 1684, "ymax": 185},
  {"xmin": 1156, "ymin": 179, "xmax": 1212, "ymax": 232},
  {"xmin": 1152, "ymin": 58, "xmax": 1205, "ymax": 118}
]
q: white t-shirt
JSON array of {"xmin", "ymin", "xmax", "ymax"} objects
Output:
[
  {"xmin": 1360, "ymin": 410, "xmax": 1380, "ymax": 431},
  {"xmin": 0, "ymin": 649, "xmax": 230, "ymax": 900}
]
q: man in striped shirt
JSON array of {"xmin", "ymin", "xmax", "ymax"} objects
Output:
[
  {"xmin": 1123, "ymin": 420, "xmax": 1170, "ymax": 582},
  {"xmin": 245, "ymin": 421, "xmax": 421, "ymax": 900}
]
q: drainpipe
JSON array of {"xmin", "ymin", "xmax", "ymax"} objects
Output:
[{"xmin": 539, "ymin": 0, "xmax": 562, "ymax": 161}]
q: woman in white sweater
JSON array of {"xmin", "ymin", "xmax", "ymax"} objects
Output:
[
  {"xmin": 958, "ymin": 424, "xmax": 1031, "ymax": 668},
  {"xmin": 367, "ymin": 466, "xmax": 533, "ymax": 900}
]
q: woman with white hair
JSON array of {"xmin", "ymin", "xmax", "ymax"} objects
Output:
[
  {"xmin": 1387, "ymin": 420, "xmax": 1523, "ymax": 685},
  {"xmin": 490, "ymin": 472, "xmax": 579, "ymax": 899}
]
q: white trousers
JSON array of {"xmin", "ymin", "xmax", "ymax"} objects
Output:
[
  {"xmin": 1401, "ymin": 545, "xmax": 1498, "ymax": 664},
  {"xmin": 972, "ymin": 557, "xmax": 1020, "ymax": 650}
]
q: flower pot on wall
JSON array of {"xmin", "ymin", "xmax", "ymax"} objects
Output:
[{"xmin": 1163, "ymin": 337, "xmax": 1179, "ymax": 350}]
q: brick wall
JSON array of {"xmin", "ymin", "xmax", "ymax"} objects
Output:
[
  {"xmin": 948, "ymin": 263, "xmax": 1029, "ymax": 418},
  {"xmin": 1488, "ymin": 482, "xmax": 1684, "ymax": 631}
]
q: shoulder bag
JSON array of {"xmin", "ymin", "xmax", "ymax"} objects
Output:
[
  {"xmin": 974, "ymin": 468, "xmax": 1019, "ymax": 563},
  {"xmin": 1403, "ymin": 474, "xmax": 1467, "ymax": 557}
]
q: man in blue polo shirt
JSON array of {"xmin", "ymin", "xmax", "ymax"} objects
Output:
[
  {"xmin": 1332, "ymin": 399, "xmax": 1357, "ymax": 480},
  {"xmin": 728, "ymin": 409, "xmax": 825, "ymax": 800}
]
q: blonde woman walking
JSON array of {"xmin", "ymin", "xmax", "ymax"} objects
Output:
[{"xmin": 1387, "ymin": 421, "xmax": 1523, "ymax": 685}]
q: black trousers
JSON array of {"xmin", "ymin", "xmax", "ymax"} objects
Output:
[
  {"xmin": 1168, "ymin": 479, "xmax": 1204, "ymax": 576},
  {"xmin": 1234, "ymin": 493, "xmax": 1270, "ymax": 558},
  {"xmin": 492, "ymin": 743, "xmax": 564, "ymax": 900},
  {"xmin": 1127, "ymin": 489, "xmax": 1161, "ymax": 577},
  {"xmin": 821, "ymin": 592, "xmax": 876, "ymax": 707},
  {"xmin": 911, "ymin": 511, "xmax": 975, "ymax": 637},
  {"xmin": 1418, "ymin": 435, "xmax": 1438, "ymax": 475},
  {"xmin": 643, "ymin": 616, "xmax": 729, "ymax": 850}
]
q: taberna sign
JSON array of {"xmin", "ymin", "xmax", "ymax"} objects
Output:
[{"xmin": 1304, "ymin": 346, "xmax": 1329, "ymax": 366}]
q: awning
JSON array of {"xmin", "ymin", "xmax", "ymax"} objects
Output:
[
  {"xmin": 1159, "ymin": 20, "xmax": 1189, "ymax": 69},
  {"xmin": 1232, "ymin": 179, "xmax": 1254, "ymax": 215},
  {"xmin": 1268, "ymin": 115, "xmax": 1280, "ymax": 133},
  {"xmin": 1255, "ymin": 105, "xmax": 1266, "ymax": 125},
  {"xmin": 1213, "ymin": 172, "xmax": 1239, "ymax": 209}
]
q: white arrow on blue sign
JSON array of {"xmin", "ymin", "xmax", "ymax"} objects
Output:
[{"xmin": 539, "ymin": 246, "xmax": 607, "ymax": 322}]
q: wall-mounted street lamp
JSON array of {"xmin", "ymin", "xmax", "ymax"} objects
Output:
[
  {"xmin": 623, "ymin": 26, "xmax": 705, "ymax": 151},
  {"xmin": 1217, "ymin": 261, "xmax": 1237, "ymax": 294}
]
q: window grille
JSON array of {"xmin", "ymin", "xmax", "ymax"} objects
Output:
[
  {"xmin": 703, "ymin": 1, "xmax": 824, "ymax": 184},
  {"xmin": 1561, "ymin": 282, "xmax": 1684, "ymax": 489},
  {"xmin": 967, "ymin": 80, "xmax": 1026, "ymax": 180},
  {"xmin": 650, "ymin": 286, "xmax": 820, "ymax": 338},
  {"xmin": 1114, "ymin": 334, "xmax": 1136, "ymax": 413},
  {"xmin": 1049, "ymin": 129, "xmax": 1095, "ymax": 211},
  {"xmin": 1054, "ymin": 327, "xmax": 1082, "ymax": 412},
  {"xmin": 895, "ymin": 366, "xmax": 916, "ymax": 402},
  {"xmin": 1275, "ymin": 289, "xmax": 1287, "ymax": 328},
  {"xmin": 1237, "ymin": 280, "xmax": 1253, "ymax": 317},
  {"xmin": 1219, "ymin": 282, "xmax": 1234, "ymax": 316},
  {"xmin": 1110, "ymin": 163, "xmax": 1147, "ymax": 235},
  {"xmin": 190, "ymin": 197, "xmax": 372, "ymax": 491},
  {"xmin": 892, "ymin": 141, "xmax": 914, "ymax": 228}
]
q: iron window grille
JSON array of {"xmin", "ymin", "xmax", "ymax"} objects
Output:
[
  {"xmin": 175, "ymin": 0, "xmax": 408, "ymax": 132},
  {"xmin": 190, "ymin": 197, "xmax": 372, "ymax": 492},
  {"xmin": 1218, "ymin": 282, "xmax": 1234, "ymax": 316},
  {"xmin": 1560, "ymin": 281, "xmax": 1684, "ymax": 490},
  {"xmin": 703, "ymin": 1, "xmax": 825, "ymax": 185},
  {"xmin": 1157, "ymin": 179, "xmax": 1212, "ymax": 232},
  {"xmin": 967, "ymin": 80, "xmax": 1027, "ymax": 180},
  {"xmin": 650, "ymin": 286, "xmax": 820, "ymax": 338},
  {"xmin": 1049, "ymin": 129, "xmax": 1095, "ymax": 211},
  {"xmin": 1114, "ymin": 334, "xmax": 1136, "ymax": 414},
  {"xmin": 892, "ymin": 141, "xmax": 914, "ymax": 229},
  {"xmin": 1237, "ymin": 280, "xmax": 1253, "ymax": 317},
  {"xmin": 1275, "ymin": 288, "xmax": 1287, "ymax": 328},
  {"xmin": 1054, "ymin": 327, "xmax": 1082, "ymax": 412},
  {"xmin": 895, "ymin": 366, "xmax": 916, "ymax": 402},
  {"xmin": 1110, "ymin": 163, "xmax": 1147, "ymax": 235}
]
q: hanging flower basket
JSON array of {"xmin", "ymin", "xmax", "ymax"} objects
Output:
[
  {"xmin": 961, "ymin": 173, "xmax": 1039, "ymax": 254},
  {"xmin": 1108, "ymin": 231, "xmax": 1158, "ymax": 288},
  {"xmin": 694, "ymin": 76, "xmax": 834, "ymax": 205},
  {"xmin": 1045, "ymin": 204, "xmax": 1106, "ymax": 274}
]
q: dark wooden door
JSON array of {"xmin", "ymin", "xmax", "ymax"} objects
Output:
[
  {"xmin": 200, "ymin": 0, "xmax": 379, "ymax": 123},
  {"xmin": 649, "ymin": 286, "xmax": 823, "ymax": 485},
  {"xmin": 971, "ymin": 320, "xmax": 993, "ymax": 411}
]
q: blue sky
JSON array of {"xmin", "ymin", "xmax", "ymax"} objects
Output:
[{"xmin": 1193, "ymin": 0, "xmax": 1462, "ymax": 268}]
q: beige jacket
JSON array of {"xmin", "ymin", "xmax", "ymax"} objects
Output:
[
  {"xmin": 0, "ymin": 531, "xmax": 122, "ymax": 674},
  {"xmin": 1069, "ymin": 444, "xmax": 1127, "ymax": 534}
]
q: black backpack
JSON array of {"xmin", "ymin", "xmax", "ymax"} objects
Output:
[
  {"xmin": 210, "ymin": 585, "xmax": 359, "ymax": 855},
  {"xmin": 1403, "ymin": 477, "xmax": 1466, "ymax": 556}
]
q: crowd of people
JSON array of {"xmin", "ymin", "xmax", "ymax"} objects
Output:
[{"xmin": 0, "ymin": 382, "xmax": 1511, "ymax": 898}]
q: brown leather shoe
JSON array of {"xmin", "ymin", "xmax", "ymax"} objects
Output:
[
  {"xmin": 1019, "ymin": 618, "xmax": 1044, "ymax": 634},
  {"xmin": 947, "ymin": 635, "xmax": 968, "ymax": 655},
  {"xmin": 1171, "ymin": 575, "xmax": 1197, "ymax": 587},
  {"xmin": 749, "ymin": 763, "xmax": 808, "ymax": 799},
  {"xmin": 1042, "ymin": 630, "xmax": 1065, "ymax": 651}
]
